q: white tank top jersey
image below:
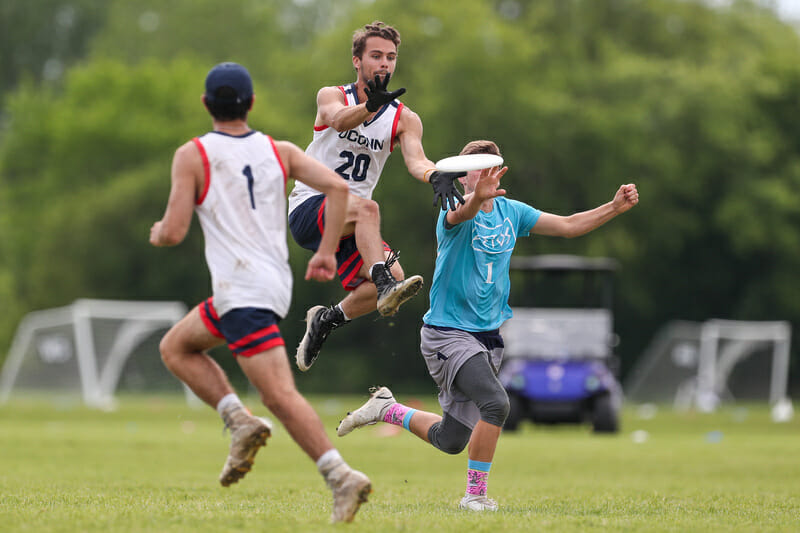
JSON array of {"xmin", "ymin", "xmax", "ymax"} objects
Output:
[
  {"xmin": 288, "ymin": 83, "xmax": 404, "ymax": 214},
  {"xmin": 193, "ymin": 130, "xmax": 292, "ymax": 318}
]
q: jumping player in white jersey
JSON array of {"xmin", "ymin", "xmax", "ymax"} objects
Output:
[
  {"xmin": 289, "ymin": 21, "xmax": 467, "ymax": 372},
  {"xmin": 150, "ymin": 62, "xmax": 370, "ymax": 523},
  {"xmin": 336, "ymin": 140, "xmax": 639, "ymax": 512}
]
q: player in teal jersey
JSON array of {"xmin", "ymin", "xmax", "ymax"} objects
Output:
[{"xmin": 336, "ymin": 139, "xmax": 639, "ymax": 511}]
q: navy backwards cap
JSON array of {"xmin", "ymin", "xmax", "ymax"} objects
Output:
[{"xmin": 204, "ymin": 62, "xmax": 253, "ymax": 104}]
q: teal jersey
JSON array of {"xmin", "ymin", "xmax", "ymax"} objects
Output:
[{"xmin": 423, "ymin": 197, "xmax": 541, "ymax": 331}]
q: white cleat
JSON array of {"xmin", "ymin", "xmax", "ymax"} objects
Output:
[
  {"xmin": 459, "ymin": 494, "xmax": 499, "ymax": 512},
  {"xmin": 376, "ymin": 275, "xmax": 423, "ymax": 317},
  {"xmin": 219, "ymin": 415, "xmax": 272, "ymax": 487},
  {"xmin": 328, "ymin": 468, "xmax": 372, "ymax": 523},
  {"xmin": 337, "ymin": 386, "xmax": 396, "ymax": 437}
]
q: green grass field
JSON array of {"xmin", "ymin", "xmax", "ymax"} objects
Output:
[{"xmin": 1, "ymin": 394, "xmax": 798, "ymax": 532}]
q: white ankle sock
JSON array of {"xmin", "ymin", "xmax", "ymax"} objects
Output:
[
  {"xmin": 336, "ymin": 303, "xmax": 350, "ymax": 321},
  {"xmin": 216, "ymin": 393, "xmax": 244, "ymax": 418},
  {"xmin": 317, "ymin": 449, "xmax": 346, "ymax": 477}
]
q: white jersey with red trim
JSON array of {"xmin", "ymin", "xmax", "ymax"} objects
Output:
[
  {"xmin": 288, "ymin": 83, "xmax": 404, "ymax": 214},
  {"xmin": 193, "ymin": 130, "xmax": 292, "ymax": 318}
]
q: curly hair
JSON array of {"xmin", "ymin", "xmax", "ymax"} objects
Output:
[{"xmin": 352, "ymin": 21, "xmax": 401, "ymax": 58}]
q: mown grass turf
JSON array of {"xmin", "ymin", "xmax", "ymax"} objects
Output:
[{"xmin": 1, "ymin": 394, "xmax": 798, "ymax": 532}]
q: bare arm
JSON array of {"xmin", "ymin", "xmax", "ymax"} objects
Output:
[
  {"xmin": 276, "ymin": 141, "xmax": 349, "ymax": 281},
  {"xmin": 396, "ymin": 108, "xmax": 466, "ymax": 211},
  {"xmin": 150, "ymin": 141, "xmax": 202, "ymax": 247},
  {"xmin": 445, "ymin": 166, "xmax": 508, "ymax": 226},
  {"xmin": 396, "ymin": 107, "xmax": 437, "ymax": 183},
  {"xmin": 316, "ymin": 86, "xmax": 373, "ymax": 132},
  {"xmin": 531, "ymin": 184, "xmax": 639, "ymax": 238}
]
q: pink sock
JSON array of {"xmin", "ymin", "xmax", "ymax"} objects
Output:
[
  {"xmin": 383, "ymin": 403, "xmax": 411, "ymax": 426},
  {"xmin": 467, "ymin": 469, "xmax": 489, "ymax": 496}
]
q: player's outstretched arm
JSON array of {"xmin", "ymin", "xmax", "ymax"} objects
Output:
[
  {"xmin": 396, "ymin": 107, "xmax": 435, "ymax": 182},
  {"xmin": 531, "ymin": 183, "xmax": 639, "ymax": 238},
  {"xmin": 150, "ymin": 141, "xmax": 202, "ymax": 247},
  {"xmin": 394, "ymin": 108, "xmax": 465, "ymax": 211},
  {"xmin": 277, "ymin": 141, "xmax": 349, "ymax": 281}
]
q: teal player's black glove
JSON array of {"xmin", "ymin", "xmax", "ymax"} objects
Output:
[
  {"xmin": 364, "ymin": 73, "xmax": 406, "ymax": 112},
  {"xmin": 429, "ymin": 171, "xmax": 466, "ymax": 211}
]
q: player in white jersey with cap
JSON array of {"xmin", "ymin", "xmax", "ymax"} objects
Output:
[
  {"xmin": 289, "ymin": 21, "xmax": 467, "ymax": 372},
  {"xmin": 151, "ymin": 62, "xmax": 370, "ymax": 523}
]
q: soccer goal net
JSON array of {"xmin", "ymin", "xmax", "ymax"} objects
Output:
[
  {"xmin": 624, "ymin": 319, "xmax": 792, "ymax": 411},
  {"xmin": 0, "ymin": 299, "xmax": 196, "ymax": 408}
]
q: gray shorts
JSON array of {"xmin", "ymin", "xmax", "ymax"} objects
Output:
[{"xmin": 420, "ymin": 326, "xmax": 505, "ymax": 429}]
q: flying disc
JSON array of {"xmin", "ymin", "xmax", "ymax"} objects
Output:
[{"xmin": 434, "ymin": 153, "xmax": 504, "ymax": 173}]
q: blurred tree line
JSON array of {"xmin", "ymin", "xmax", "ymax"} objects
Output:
[{"xmin": 1, "ymin": 0, "xmax": 799, "ymax": 394}]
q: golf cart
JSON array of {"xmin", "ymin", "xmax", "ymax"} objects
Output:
[{"xmin": 499, "ymin": 255, "xmax": 622, "ymax": 433}]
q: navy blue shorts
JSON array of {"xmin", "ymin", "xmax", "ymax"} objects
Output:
[
  {"xmin": 289, "ymin": 194, "xmax": 390, "ymax": 291},
  {"xmin": 199, "ymin": 298, "xmax": 284, "ymax": 357}
]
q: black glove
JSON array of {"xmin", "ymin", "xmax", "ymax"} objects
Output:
[
  {"xmin": 429, "ymin": 171, "xmax": 466, "ymax": 211},
  {"xmin": 364, "ymin": 73, "xmax": 406, "ymax": 112}
]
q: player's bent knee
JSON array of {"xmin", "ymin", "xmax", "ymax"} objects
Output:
[
  {"xmin": 432, "ymin": 434, "xmax": 469, "ymax": 455},
  {"xmin": 355, "ymin": 198, "xmax": 380, "ymax": 221},
  {"xmin": 456, "ymin": 355, "xmax": 511, "ymax": 426},
  {"xmin": 427, "ymin": 420, "xmax": 471, "ymax": 454},
  {"xmin": 478, "ymin": 388, "xmax": 510, "ymax": 427},
  {"xmin": 480, "ymin": 395, "xmax": 510, "ymax": 427},
  {"xmin": 158, "ymin": 335, "xmax": 178, "ymax": 368}
]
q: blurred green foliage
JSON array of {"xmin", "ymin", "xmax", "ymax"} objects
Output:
[{"xmin": 1, "ymin": 0, "xmax": 800, "ymax": 393}]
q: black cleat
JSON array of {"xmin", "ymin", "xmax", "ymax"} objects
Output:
[
  {"xmin": 370, "ymin": 249, "xmax": 424, "ymax": 317},
  {"xmin": 295, "ymin": 305, "xmax": 348, "ymax": 371}
]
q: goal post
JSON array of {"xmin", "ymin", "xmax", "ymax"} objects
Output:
[
  {"xmin": 624, "ymin": 319, "xmax": 792, "ymax": 411},
  {"xmin": 696, "ymin": 319, "xmax": 791, "ymax": 408},
  {"xmin": 0, "ymin": 299, "xmax": 195, "ymax": 408}
]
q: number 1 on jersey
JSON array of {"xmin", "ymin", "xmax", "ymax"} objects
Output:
[{"xmin": 242, "ymin": 165, "xmax": 256, "ymax": 209}]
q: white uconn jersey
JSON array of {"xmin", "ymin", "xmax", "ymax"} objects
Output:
[
  {"xmin": 288, "ymin": 83, "xmax": 403, "ymax": 214},
  {"xmin": 193, "ymin": 131, "xmax": 292, "ymax": 318}
]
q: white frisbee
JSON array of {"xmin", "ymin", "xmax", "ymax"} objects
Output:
[{"xmin": 434, "ymin": 153, "xmax": 504, "ymax": 173}]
